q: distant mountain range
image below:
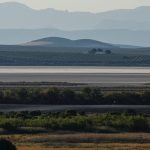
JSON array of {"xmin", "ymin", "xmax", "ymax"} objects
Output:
[
  {"xmin": 0, "ymin": 28, "xmax": 148, "ymax": 47},
  {"xmin": 0, "ymin": 2, "xmax": 150, "ymax": 46},
  {"xmin": 0, "ymin": 2, "xmax": 150, "ymax": 30},
  {"xmin": 24, "ymin": 37, "xmax": 115, "ymax": 48}
]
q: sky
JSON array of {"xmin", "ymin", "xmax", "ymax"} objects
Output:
[{"xmin": 0, "ymin": 0, "xmax": 150, "ymax": 12}]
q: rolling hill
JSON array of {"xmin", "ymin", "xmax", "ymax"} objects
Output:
[
  {"xmin": 0, "ymin": 36, "xmax": 149, "ymax": 66},
  {"xmin": 24, "ymin": 37, "xmax": 114, "ymax": 48},
  {"xmin": 0, "ymin": 29, "xmax": 149, "ymax": 47}
]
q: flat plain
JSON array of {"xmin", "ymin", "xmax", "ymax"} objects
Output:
[{"xmin": 0, "ymin": 67, "xmax": 149, "ymax": 87}]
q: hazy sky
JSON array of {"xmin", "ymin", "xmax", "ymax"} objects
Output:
[{"xmin": 0, "ymin": 0, "xmax": 150, "ymax": 12}]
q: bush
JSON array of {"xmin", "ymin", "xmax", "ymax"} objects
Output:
[
  {"xmin": 0, "ymin": 87, "xmax": 150, "ymax": 105},
  {"xmin": 65, "ymin": 110, "xmax": 77, "ymax": 116},
  {"xmin": 1, "ymin": 122, "xmax": 18, "ymax": 131},
  {"xmin": 0, "ymin": 139, "xmax": 17, "ymax": 150},
  {"xmin": 131, "ymin": 117, "xmax": 149, "ymax": 131}
]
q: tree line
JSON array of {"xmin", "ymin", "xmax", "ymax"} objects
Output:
[{"xmin": 0, "ymin": 87, "xmax": 150, "ymax": 105}]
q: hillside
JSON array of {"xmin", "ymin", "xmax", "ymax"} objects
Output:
[
  {"xmin": 0, "ymin": 42, "xmax": 149, "ymax": 66},
  {"xmin": 0, "ymin": 29, "xmax": 149, "ymax": 46},
  {"xmin": 24, "ymin": 37, "xmax": 114, "ymax": 48}
]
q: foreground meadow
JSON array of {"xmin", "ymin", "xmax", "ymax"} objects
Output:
[
  {"xmin": 1, "ymin": 133, "xmax": 150, "ymax": 150},
  {"xmin": 0, "ymin": 87, "xmax": 150, "ymax": 150},
  {"xmin": 17, "ymin": 144, "xmax": 150, "ymax": 150}
]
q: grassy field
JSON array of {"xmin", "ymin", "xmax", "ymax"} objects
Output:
[
  {"xmin": 0, "ymin": 44, "xmax": 150, "ymax": 66},
  {"xmin": 0, "ymin": 50, "xmax": 150, "ymax": 66},
  {"xmin": 1, "ymin": 133, "xmax": 150, "ymax": 150},
  {"xmin": 17, "ymin": 144, "xmax": 150, "ymax": 150}
]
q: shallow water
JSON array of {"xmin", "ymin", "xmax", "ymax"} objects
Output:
[{"xmin": 0, "ymin": 104, "xmax": 150, "ymax": 113}]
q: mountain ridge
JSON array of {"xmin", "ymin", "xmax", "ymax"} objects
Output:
[
  {"xmin": 0, "ymin": 2, "xmax": 150, "ymax": 30},
  {"xmin": 0, "ymin": 2, "xmax": 150, "ymax": 46},
  {"xmin": 1, "ymin": 2, "xmax": 150, "ymax": 13}
]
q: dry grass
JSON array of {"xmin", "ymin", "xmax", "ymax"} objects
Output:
[
  {"xmin": 2, "ymin": 133, "xmax": 150, "ymax": 144},
  {"xmin": 18, "ymin": 143, "xmax": 150, "ymax": 150},
  {"xmin": 1, "ymin": 133, "xmax": 150, "ymax": 150}
]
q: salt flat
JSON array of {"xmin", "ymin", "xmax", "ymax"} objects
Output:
[
  {"xmin": 0, "ymin": 66, "xmax": 150, "ymax": 74},
  {"xmin": 0, "ymin": 67, "xmax": 149, "ymax": 86}
]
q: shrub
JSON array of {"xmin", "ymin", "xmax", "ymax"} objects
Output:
[
  {"xmin": 65, "ymin": 110, "xmax": 77, "ymax": 116},
  {"xmin": 0, "ymin": 139, "xmax": 17, "ymax": 150},
  {"xmin": 1, "ymin": 122, "xmax": 18, "ymax": 131},
  {"xmin": 131, "ymin": 117, "xmax": 149, "ymax": 131}
]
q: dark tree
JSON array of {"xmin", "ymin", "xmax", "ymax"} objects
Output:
[
  {"xmin": 105, "ymin": 50, "xmax": 112, "ymax": 54},
  {"xmin": 0, "ymin": 139, "xmax": 17, "ymax": 150},
  {"xmin": 97, "ymin": 48, "xmax": 103, "ymax": 52},
  {"xmin": 61, "ymin": 89, "xmax": 76, "ymax": 104},
  {"xmin": 65, "ymin": 110, "xmax": 77, "ymax": 116},
  {"xmin": 88, "ymin": 48, "xmax": 97, "ymax": 54}
]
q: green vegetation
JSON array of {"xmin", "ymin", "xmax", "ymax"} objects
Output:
[
  {"xmin": 88, "ymin": 48, "xmax": 112, "ymax": 55},
  {"xmin": 0, "ymin": 50, "xmax": 150, "ymax": 66},
  {"xmin": 0, "ymin": 87, "xmax": 150, "ymax": 105},
  {"xmin": 0, "ymin": 112, "xmax": 150, "ymax": 133}
]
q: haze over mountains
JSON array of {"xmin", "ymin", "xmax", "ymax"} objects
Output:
[
  {"xmin": 1, "ymin": 2, "xmax": 150, "ymax": 30},
  {"xmin": 0, "ymin": 2, "xmax": 150, "ymax": 46},
  {"xmin": 0, "ymin": 29, "xmax": 149, "ymax": 47}
]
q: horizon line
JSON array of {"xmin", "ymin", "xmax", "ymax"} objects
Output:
[{"xmin": 0, "ymin": 1, "xmax": 150, "ymax": 14}]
